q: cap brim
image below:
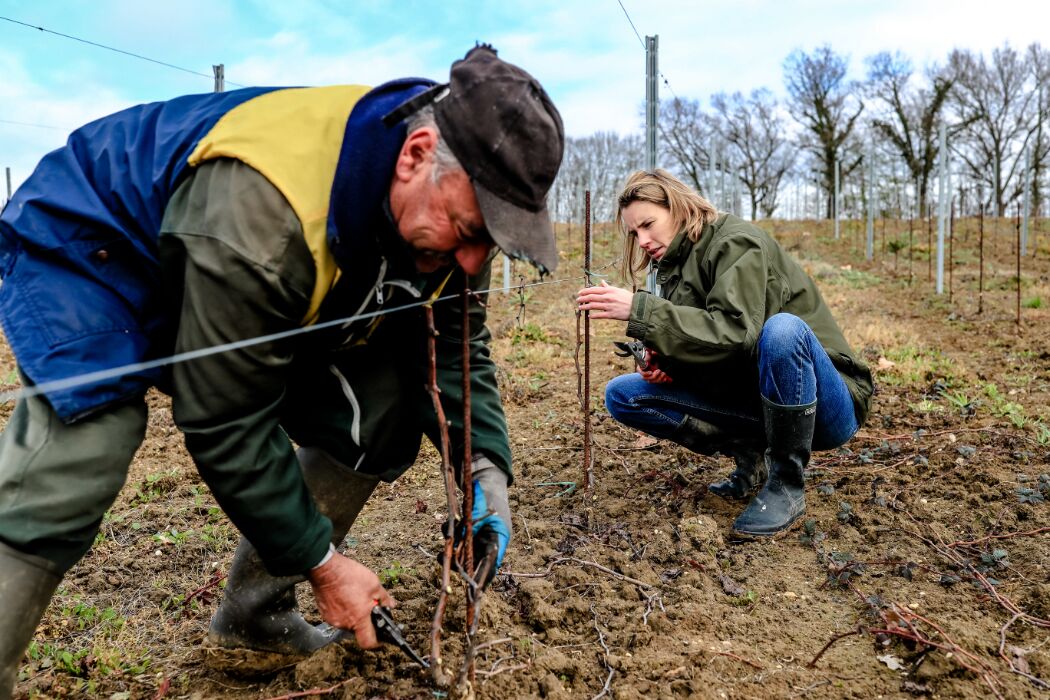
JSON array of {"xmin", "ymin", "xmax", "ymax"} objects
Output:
[{"xmin": 473, "ymin": 183, "xmax": 558, "ymax": 275}]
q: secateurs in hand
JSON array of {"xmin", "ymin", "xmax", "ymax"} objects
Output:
[
  {"xmin": 371, "ymin": 605, "xmax": 429, "ymax": 668},
  {"xmin": 613, "ymin": 340, "xmax": 648, "ymax": 369}
]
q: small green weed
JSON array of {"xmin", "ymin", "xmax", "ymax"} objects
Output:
[
  {"xmin": 908, "ymin": 399, "xmax": 942, "ymax": 414},
  {"xmin": 1034, "ymin": 422, "xmax": 1050, "ymax": 446},
  {"xmin": 380, "ymin": 561, "xmax": 412, "ymax": 587},
  {"xmin": 731, "ymin": 590, "xmax": 758, "ymax": 607},
  {"xmin": 59, "ymin": 601, "xmax": 125, "ymax": 634},
  {"xmin": 26, "ymin": 642, "xmax": 90, "ymax": 675},
  {"xmin": 511, "ymin": 322, "xmax": 553, "ymax": 345},
  {"xmin": 152, "ymin": 528, "xmax": 192, "ymax": 546}
]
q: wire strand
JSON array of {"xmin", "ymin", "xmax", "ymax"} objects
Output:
[
  {"xmin": 0, "ymin": 266, "xmax": 615, "ymax": 406},
  {"xmin": 0, "ymin": 117, "xmax": 69, "ymax": 131},
  {"xmin": 0, "ymin": 15, "xmax": 244, "ymax": 88},
  {"xmin": 615, "ymin": 0, "xmax": 646, "ymax": 49},
  {"xmin": 613, "ymin": 1, "xmax": 679, "ymax": 103}
]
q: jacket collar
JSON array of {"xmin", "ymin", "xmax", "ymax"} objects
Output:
[
  {"xmin": 657, "ymin": 229, "xmax": 692, "ymax": 272},
  {"xmin": 327, "ymin": 78, "xmax": 436, "ymax": 278},
  {"xmin": 656, "ymin": 214, "xmax": 728, "ymax": 280}
]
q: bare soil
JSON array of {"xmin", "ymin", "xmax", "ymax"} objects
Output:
[{"xmin": 4, "ymin": 217, "xmax": 1050, "ymax": 699}]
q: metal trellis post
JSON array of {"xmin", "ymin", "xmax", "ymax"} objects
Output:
[
  {"xmin": 645, "ymin": 35, "xmax": 659, "ymax": 294},
  {"xmin": 936, "ymin": 121, "xmax": 947, "ymax": 294}
]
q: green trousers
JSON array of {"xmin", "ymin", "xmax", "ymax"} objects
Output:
[{"xmin": 0, "ymin": 392, "xmax": 147, "ymax": 572}]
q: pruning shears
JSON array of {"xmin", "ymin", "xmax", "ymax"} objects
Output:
[
  {"xmin": 371, "ymin": 605, "xmax": 429, "ymax": 669},
  {"xmin": 613, "ymin": 340, "xmax": 649, "ymax": 370}
]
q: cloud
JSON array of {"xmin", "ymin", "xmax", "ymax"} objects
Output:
[
  {"xmin": 0, "ymin": 50, "xmax": 129, "ymax": 191},
  {"xmin": 229, "ymin": 32, "xmax": 445, "ymax": 87}
]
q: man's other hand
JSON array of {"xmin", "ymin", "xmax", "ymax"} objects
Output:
[
  {"xmin": 307, "ymin": 553, "xmax": 395, "ymax": 649},
  {"xmin": 471, "ymin": 457, "xmax": 513, "ymax": 589}
]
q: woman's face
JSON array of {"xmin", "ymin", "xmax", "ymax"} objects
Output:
[{"xmin": 621, "ymin": 200, "xmax": 677, "ymax": 261}]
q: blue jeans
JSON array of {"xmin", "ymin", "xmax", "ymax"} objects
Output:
[{"xmin": 605, "ymin": 314, "xmax": 859, "ymax": 451}]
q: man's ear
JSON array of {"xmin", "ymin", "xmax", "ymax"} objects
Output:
[{"xmin": 393, "ymin": 127, "xmax": 438, "ymax": 183}]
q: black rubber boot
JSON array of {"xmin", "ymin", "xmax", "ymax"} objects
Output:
[
  {"xmin": 707, "ymin": 443, "xmax": 767, "ymax": 500},
  {"xmin": 731, "ymin": 398, "xmax": 816, "ymax": 538},
  {"xmin": 669, "ymin": 415, "xmax": 765, "ymax": 501},
  {"xmin": 208, "ymin": 447, "xmax": 378, "ymax": 654},
  {"xmin": 0, "ymin": 542, "xmax": 62, "ymax": 700}
]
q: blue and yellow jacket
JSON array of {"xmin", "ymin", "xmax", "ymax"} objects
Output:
[{"xmin": 0, "ymin": 79, "xmax": 430, "ymax": 420}]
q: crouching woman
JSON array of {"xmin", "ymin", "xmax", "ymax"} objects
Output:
[{"xmin": 577, "ymin": 169, "xmax": 873, "ymax": 537}]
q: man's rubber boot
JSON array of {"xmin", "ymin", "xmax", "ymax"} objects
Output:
[
  {"xmin": 731, "ymin": 398, "xmax": 816, "ymax": 538},
  {"xmin": 0, "ymin": 542, "xmax": 61, "ymax": 700},
  {"xmin": 207, "ymin": 447, "xmax": 378, "ymax": 654},
  {"xmin": 670, "ymin": 415, "xmax": 765, "ymax": 501}
]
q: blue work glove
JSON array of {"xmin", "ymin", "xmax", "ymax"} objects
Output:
[{"xmin": 469, "ymin": 456, "xmax": 512, "ymax": 588}]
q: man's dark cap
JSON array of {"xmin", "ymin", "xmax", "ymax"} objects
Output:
[{"xmin": 383, "ymin": 44, "xmax": 565, "ymax": 274}]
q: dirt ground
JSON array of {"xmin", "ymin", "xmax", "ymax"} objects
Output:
[{"xmin": 4, "ymin": 217, "xmax": 1049, "ymax": 699}]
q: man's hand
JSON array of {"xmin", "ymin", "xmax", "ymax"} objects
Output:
[
  {"xmin": 307, "ymin": 553, "xmax": 395, "ymax": 649},
  {"xmin": 470, "ymin": 457, "xmax": 513, "ymax": 589},
  {"xmin": 639, "ymin": 349, "xmax": 673, "ymax": 384},
  {"xmin": 576, "ymin": 281, "xmax": 634, "ymax": 321}
]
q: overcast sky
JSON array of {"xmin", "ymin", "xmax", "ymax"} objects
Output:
[{"xmin": 2, "ymin": 0, "xmax": 1048, "ymax": 192}]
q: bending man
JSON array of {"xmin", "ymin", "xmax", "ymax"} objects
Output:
[{"xmin": 0, "ymin": 44, "xmax": 563, "ymax": 696}]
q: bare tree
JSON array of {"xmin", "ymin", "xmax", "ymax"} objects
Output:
[
  {"xmin": 947, "ymin": 45, "xmax": 1041, "ymax": 215},
  {"xmin": 549, "ymin": 132, "xmax": 644, "ymax": 224},
  {"xmin": 711, "ymin": 89, "xmax": 795, "ymax": 219},
  {"xmin": 1027, "ymin": 43, "xmax": 1050, "ymax": 216},
  {"xmin": 658, "ymin": 98, "xmax": 716, "ymax": 196},
  {"xmin": 783, "ymin": 45, "xmax": 864, "ymax": 218},
  {"xmin": 864, "ymin": 51, "xmax": 953, "ymax": 217}
]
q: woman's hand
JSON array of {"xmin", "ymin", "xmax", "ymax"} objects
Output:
[
  {"xmin": 639, "ymin": 349, "xmax": 673, "ymax": 384},
  {"xmin": 576, "ymin": 281, "xmax": 634, "ymax": 321}
]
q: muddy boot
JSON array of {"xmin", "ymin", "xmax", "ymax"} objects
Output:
[
  {"xmin": 0, "ymin": 542, "xmax": 62, "ymax": 700},
  {"xmin": 707, "ymin": 442, "xmax": 767, "ymax": 500},
  {"xmin": 670, "ymin": 415, "xmax": 765, "ymax": 500},
  {"xmin": 207, "ymin": 447, "xmax": 378, "ymax": 654},
  {"xmin": 731, "ymin": 398, "xmax": 815, "ymax": 538}
]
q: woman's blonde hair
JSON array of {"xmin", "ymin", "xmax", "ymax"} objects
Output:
[{"xmin": 616, "ymin": 169, "xmax": 718, "ymax": 282}]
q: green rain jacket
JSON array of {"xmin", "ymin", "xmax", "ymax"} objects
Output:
[{"xmin": 626, "ymin": 213, "xmax": 873, "ymax": 424}]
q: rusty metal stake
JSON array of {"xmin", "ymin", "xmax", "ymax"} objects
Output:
[
  {"xmin": 583, "ymin": 190, "xmax": 593, "ymax": 492},
  {"xmin": 908, "ymin": 210, "xmax": 914, "ymax": 285},
  {"xmin": 1016, "ymin": 206, "xmax": 1022, "ymax": 327},
  {"xmin": 978, "ymin": 200, "xmax": 985, "ymax": 315},
  {"xmin": 949, "ymin": 199, "xmax": 954, "ymax": 305}
]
